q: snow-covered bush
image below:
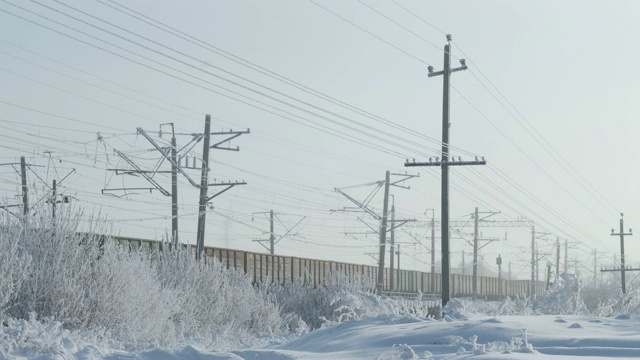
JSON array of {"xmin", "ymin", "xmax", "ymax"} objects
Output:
[
  {"xmin": 155, "ymin": 247, "xmax": 285, "ymax": 340},
  {"xmin": 259, "ymin": 270, "xmax": 375, "ymax": 330},
  {"xmin": 0, "ymin": 204, "xmax": 286, "ymax": 349},
  {"xmin": 593, "ymin": 287, "xmax": 640, "ymax": 317},
  {"xmin": 0, "ymin": 217, "xmax": 31, "ymax": 314},
  {"xmin": 538, "ymin": 273, "xmax": 587, "ymax": 315}
]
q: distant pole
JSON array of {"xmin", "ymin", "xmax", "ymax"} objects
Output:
[
  {"xmin": 593, "ymin": 249, "xmax": 597, "ymax": 285},
  {"xmin": 431, "ymin": 213, "xmax": 436, "ymax": 293},
  {"xmin": 397, "ymin": 243, "xmax": 401, "ymax": 276},
  {"xmin": 195, "ymin": 115, "xmax": 212, "ymax": 260},
  {"xmin": 389, "ymin": 199, "xmax": 396, "ymax": 291},
  {"xmin": 611, "ymin": 213, "xmax": 633, "ymax": 294},
  {"xmin": 269, "ymin": 209, "xmax": 275, "ymax": 255},
  {"xmin": 530, "ymin": 226, "xmax": 535, "ymax": 296},
  {"xmin": 508, "ymin": 262, "xmax": 512, "ymax": 282},
  {"xmin": 536, "ymin": 245, "xmax": 540, "ymax": 287},
  {"xmin": 20, "ymin": 156, "xmax": 28, "ymax": 216},
  {"xmin": 461, "ymin": 251, "xmax": 465, "ymax": 275},
  {"xmin": 472, "ymin": 207, "xmax": 479, "ymax": 298},
  {"xmin": 52, "ymin": 179, "xmax": 57, "ymax": 222},
  {"xmin": 564, "ymin": 239, "xmax": 568, "ymax": 274},
  {"xmin": 496, "ymin": 254, "xmax": 502, "ymax": 297},
  {"xmin": 376, "ymin": 170, "xmax": 391, "ymax": 295},
  {"xmin": 171, "ymin": 127, "xmax": 179, "ymax": 247},
  {"xmin": 546, "ymin": 263, "xmax": 552, "ymax": 290},
  {"xmin": 556, "ymin": 236, "xmax": 560, "ymax": 275}
]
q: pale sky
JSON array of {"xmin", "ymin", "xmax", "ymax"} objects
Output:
[{"xmin": 0, "ymin": 0, "xmax": 639, "ymax": 281}]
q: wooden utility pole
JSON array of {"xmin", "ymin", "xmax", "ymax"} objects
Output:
[{"xmin": 404, "ymin": 34, "xmax": 485, "ymax": 307}]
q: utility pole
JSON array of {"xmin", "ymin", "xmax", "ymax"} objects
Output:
[
  {"xmin": 252, "ymin": 210, "xmax": 305, "ymax": 254},
  {"xmin": 376, "ymin": 170, "xmax": 391, "ymax": 295},
  {"xmin": 593, "ymin": 249, "xmax": 597, "ymax": 285},
  {"xmin": 431, "ymin": 211, "xmax": 436, "ymax": 293},
  {"xmin": 20, "ymin": 156, "xmax": 28, "ymax": 216},
  {"xmin": 530, "ymin": 227, "xmax": 550, "ymax": 297},
  {"xmin": 396, "ymin": 243, "xmax": 401, "ymax": 276},
  {"xmin": 564, "ymin": 239, "xmax": 568, "ymax": 274},
  {"xmin": 509, "ymin": 262, "xmax": 512, "ymax": 281},
  {"xmin": 405, "ymin": 34, "xmax": 485, "ymax": 307},
  {"xmin": 471, "ymin": 208, "xmax": 499, "ymax": 298},
  {"xmin": 195, "ymin": 116, "xmax": 212, "ymax": 260},
  {"xmin": 611, "ymin": 213, "xmax": 633, "ymax": 294},
  {"xmin": 52, "ymin": 179, "xmax": 56, "ymax": 221},
  {"xmin": 334, "ymin": 172, "xmax": 417, "ymax": 295},
  {"xmin": 531, "ymin": 226, "xmax": 535, "ymax": 297},
  {"xmin": 556, "ymin": 237, "xmax": 560, "ymax": 276},
  {"xmin": 546, "ymin": 263, "xmax": 552, "ymax": 291},
  {"xmin": 269, "ymin": 210, "xmax": 275, "ymax": 254},
  {"xmin": 170, "ymin": 125, "xmax": 179, "ymax": 247},
  {"xmin": 497, "ymin": 254, "xmax": 502, "ymax": 297},
  {"xmin": 389, "ymin": 198, "xmax": 396, "ymax": 290},
  {"xmin": 461, "ymin": 251, "xmax": 465, "ymax": 275},
  {"xmin": 536, "ymin": 244, "xmax": 540, "ymax": 284},
  {"xmin": 473, "ymin": 207, "xmax": 479, "ymax": 298}
]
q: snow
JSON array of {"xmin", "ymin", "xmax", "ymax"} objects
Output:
[{"xmin": 5, "ymin": 312, "xmax": 640, "ymax": 359}]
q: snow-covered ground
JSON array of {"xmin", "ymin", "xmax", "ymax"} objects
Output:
[{"xmin": 4, "ymin": 313, "xmax": 640, "ymax": 359}]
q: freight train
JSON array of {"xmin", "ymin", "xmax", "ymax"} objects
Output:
[{"xmin": 114, "ymin": 235, "xmax": 545, "ymax": 299}]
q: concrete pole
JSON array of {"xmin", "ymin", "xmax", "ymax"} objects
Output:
[
  {"xmin": 52, "ymin": 179, "xmax": 57, "ymax": 222},
  {"xmin": 195, "ymin": 115, "xmax": 212, "ymax": 260},
  {"xmin": 269, "ymin": 209, "xmax": 275, "ymax": 255},
  {"xmin": 556, "ymin": 236, "xmax": 560, "ymax": 275},
  {"xmin": 171, "ymin": 132, "xmax": 179, "ymax": 247},
  {"xmin": 530, "ymin": 226, "xmax": 535, "ymax": 297},
  {"xmin": 472, "ymin": 207, "xmax": 479, "ymax": 298},
  {"xmin": 431, "ymin": 214, "xmax": 436, "ymax": 293},
  {"xmin": 389, "ymin": 200, "xmax": 395, "ymax": 290},
  {"xmin": 376, "ymin": 170, "xmax": 391, "ymax": 295},
  {"xmin": 20, "ymin": 156, "xmax": 28, "ymax": 216},
  {"xmin": 440, "ymin": 37, "xmax": 452, "ymax": 307}
]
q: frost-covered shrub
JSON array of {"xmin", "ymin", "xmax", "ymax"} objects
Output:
[
  {"xmin": 260, "ymin": 271, "xmax": 375, "ymax": 330},
  {"xmin": 594, "ymin": 287, "xmax": 640, "ymax": 317},
  {"xmin": 538, "ymin": 273, "xmax": 587, "ymax": 315},
  {"xmin": 0, "ymin": 218, "xmax": 31, "ymax": 313},
  {"xmin": 155, "ymin": 248, "xmax": 285, "ymax": 339},
  {"xmin": 0, "ymin": 203, "xmax": 286, "ymax": 350}
]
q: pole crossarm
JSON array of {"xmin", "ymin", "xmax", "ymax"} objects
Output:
[
  {"xmin": 334, "ymin": 188, "xmax": 381, "ymax": 220},
  {"xmin": 137, "ymin": 128, "xmax": 200, "ymax": 188},
  {"xmin": 405, "ymin": 159, "xmax": 486, "ymax": 167},
  {"xmin": 209, "ymin": 129, "xmax": 250, "ymax": 151},
  {"xmin": 601, "ymin": 266, "xmax": 640, "ymax": 272},
  {"xmin": 206, "ymin": 181, "xmax": 246, "ymax": 202},
  {"xmin": 388, "ymin": 172, "xmax": 419, "ymax": 189},
  {"xmin": 113, "ymin": 150, "xmax": 171, "ymax": 196},
  {"xmin": 409, "ymin": 220, "xmax": 533, "ymax": 228}
]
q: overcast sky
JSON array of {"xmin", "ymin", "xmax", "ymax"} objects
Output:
[{"xmin": 0, "ymin": 0, "xmax": 639, "ymax": 281}]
